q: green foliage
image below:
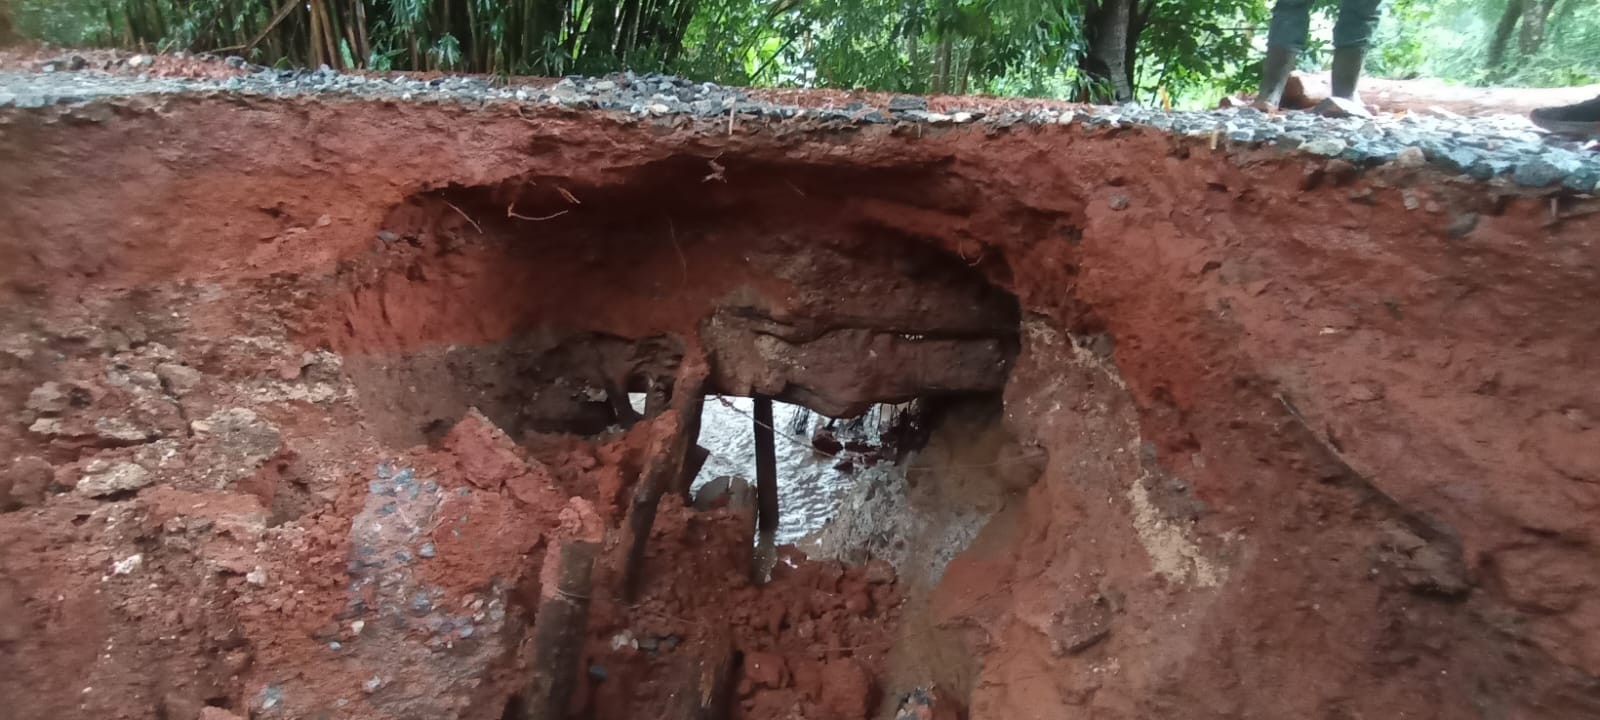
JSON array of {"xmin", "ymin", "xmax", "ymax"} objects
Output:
[
  {"xmin": 14, "ymin": 0, "xmax": 119, "ymax": 46},
  {"xmin": 23, "ymin": 0, "xmax": 1592, "ymax": 107},
  {"xmin": 1366, "ymin": 0, "xmax": 1600, "ymax": 87},
  {"xmin": 1135, "ymin": 0, "xmax": 1268, "ymax": 103}
]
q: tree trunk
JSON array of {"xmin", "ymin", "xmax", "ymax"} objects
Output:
[
  {"xmin": 661, "ymin": 0, "xmax": 701, "ymax": 67},
  {"xmin": 1126, "ymin": 0, "xmax": 1154, "ymax": 97},
  {"xmin": 1083, "ymin": 0, "xmax": 1135, "ymax": 103},
  {"xmin": 0, "ymin": 1, "xmax": 12, "ymax": 47},
  {"xmin": 933, "ymin": 37, "xmax": 952, "ymax": 94},
  {"xmin": 308, "ymin": 0, "xmax": 326, "ymax": 68},
  {"xmin": 907, "ymin": 33, "xmax": 922, "ymax": 91},
  {"xmin": 1488, "ymin": 0, "xmax": 1523, "ymax": 69},
  {"xmin": 583, "ymin": 0, "xmax": 622, "ymax": 66},
  {"xmin": 353, "ymin": 0, "xmax": 369, "ymax": 67},
  {"xmin": 1519, "ymin": 0, "xmax": 1553, "ymax": 56}
]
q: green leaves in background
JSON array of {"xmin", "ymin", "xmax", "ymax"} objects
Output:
[{"xmin": 9, "ymin": 0, "xmax": 1600, "ymax": 107}]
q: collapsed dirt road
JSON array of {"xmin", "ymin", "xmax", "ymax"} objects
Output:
[{"xmin": 2, "ymin": 61, "xmax": 1599, "ymax": 720}]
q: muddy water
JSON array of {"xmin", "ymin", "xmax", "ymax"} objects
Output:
[{"xmin": 632, "ymin": 395, "xmax": 885, "ymax": 543}]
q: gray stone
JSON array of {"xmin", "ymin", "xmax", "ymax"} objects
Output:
[
  {"xmin": 1303, "ymin": 138, "xmax": 1348, "ymax": 157},
  {"xmin": 1514, "ymin": 155, "xmax": 1581, "ymax": 187},
  {"xmin": 888, "ymin": 95, "xmax": 928, "ymax": 112},
  {"xmin": 1313, "ymin": 96, "xmax": 1371, "ymax": 119},
  {"xmin": 1562, "ymin": 171, "xmax": 1597, "ymax": 194},
  {"xmin": 95, "ymin": 417, "xmax": 155, "ymax": 444},
  {"xmin": 25, "ymin": 382, "xmax": 71, "ymax": 415},
  {"xmin": 1395, "ymin": 147, "xmax": 1426, "ymax": 168},
  {"xmin": 3, "ymin": 456, "xmax": 53, "ymax": 510},
  {"xmin": 77, "ymin": 462, "xmax": 153, "ymax": 497},
  {"xmin": 155, "ymin": 363, "xmax": 202, "ymax": 395}
]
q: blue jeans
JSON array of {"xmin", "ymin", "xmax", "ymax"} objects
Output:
[{"xmin": 1267, "ymin": 0, "xmax": 1383, "ymax": 50}]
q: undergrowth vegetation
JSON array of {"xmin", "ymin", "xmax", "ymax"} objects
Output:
[{"xmin": 8, "ymin": 0, "xmax": 1600, "ymax": 107}]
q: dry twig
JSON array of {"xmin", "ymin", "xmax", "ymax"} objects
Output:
[
  {"xmin": 444, "ymin": 201, "xmax": 482, "ymax": 234},
  {"xmin": 508, "ymin": 203, "xmax": 570, "ymax": 222}
]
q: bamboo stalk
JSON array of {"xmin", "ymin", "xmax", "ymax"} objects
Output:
[
  {"xmin": 308, "ymin": 0, "xmax": 325, "ymax": 67},
  {"xmin": 320, "ymin": 0, "xmax": 343, "ymax": 68},
  {"xmin": 353, "ymin": 0, "xmax": 369, "ymax": 66}
]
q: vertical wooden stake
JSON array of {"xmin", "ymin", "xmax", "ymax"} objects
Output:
[
  {"xmin": 620, "ymin": 353, "xmax": 708, "ymax": 600},
  {"xmin": 752, "ymin": 397, "xmax": 779, "ymax": 584},
  {"xmin": 520, "ymin": 539, "xmax": 598, "ymax": 720}
]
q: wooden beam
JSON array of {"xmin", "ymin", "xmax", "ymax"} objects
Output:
[
  {"xmin": 620, "ymin": 352, "xmax": 708, "ymax": 599},
  {"xmin": 667, "ymin": 633, "xmax": 737, "ymax": 720},
  {"xmin": 520, "ymin": 538, "xmax": 599, "ymax": 720}
]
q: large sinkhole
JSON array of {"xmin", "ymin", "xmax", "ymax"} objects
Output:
[{"xmin": 329, "ymin": 153, "xmax": 1029, "ymax": 547}]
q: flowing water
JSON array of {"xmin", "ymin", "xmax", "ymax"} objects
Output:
[{"xmin": 633, "ymin": 395, "xmax": 889, "ymax": 543}]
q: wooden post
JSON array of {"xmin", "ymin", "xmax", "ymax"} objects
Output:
[
  {"xmin": 520, "ymin": 538, "xmax": 598, "ymax": 720},
  {"xmin": 679, "ymin": 444, "xmax": 710, "ymax": 498},
  {"xmin": 620, "ymin": 354, "xmax": 708, "ymax": 600},
  {"xmin": 752, "ymin": 397, "xmax": 779, "ymax": 584},
  {"xmin": 673, "ymin": 383, "xmax": 707, "ymax": 498},
  {"xmin": 644, "ymin": 376, "xmax": 672, "ymax": 417},
  {"xmin": 604, "ymin": 374, "xmax": 643, "ymax": 428},
  {"xmin": 667, "ymin": 634, "xmax": 737, "ymax": 720}
]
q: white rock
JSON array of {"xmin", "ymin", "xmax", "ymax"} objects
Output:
[
  {"xmin": 245, "ymin": 567, "xmax": 268, "ymax": 586},
  {"xmin": 1396, "ymin": 146, "xmax": 1426, "ymax": 168},
  {"xmin": 77, "ymin": 463, "xmax": 152, "ymax": 497},
  {"xmin": 95, "ymin": 417, "xmax": 152, "ymax": 443},
  {"xmin": 155, "ymin": 363, "xmax": 202, "ymax": 395},
  {"xmin": 26, "ymin": 382, "xmax": 69, "ymax": 414},
  {"xmin": 111, "ymin": 554, "xmax": 144, "ymax": 575}
]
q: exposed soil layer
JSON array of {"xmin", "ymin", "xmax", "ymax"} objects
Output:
[{"xmin": 2, "ymin": 71, "xmax": 1600, "ymax": 720}]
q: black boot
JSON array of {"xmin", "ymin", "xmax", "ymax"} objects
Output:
[
  {"xmin": 1530, "ymin": 94, "xmax": 1600, "ymax": 137},
  {"xmin": 1313, "ymin": 47, "xmax": 1371, "ymax": 117},
  {"xmin": 1330, "ymin": 46, "xmax": 1366, "ymax": 100},
  {"xmin": 1253, "ymin": 45, "xmax": 1298, "ymax": 109}
]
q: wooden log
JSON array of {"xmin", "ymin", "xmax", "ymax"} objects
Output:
[
  {"xmin": 603, "ymin": 373, "xmax": 643, "ymax": 428},
  {"xmin": 672, "ymin": 388, "xmax": 708, "ymax": 498},
  {"xmin": 644, "ymin": 376, "xmax": 671, "ymax": 417},
  {"xmin": 679, "ymin": 444, "xmax": 710, "ymax": 499},
  {"xmin": 752, "ymin": 396, "xmax": 779, "ymax": 584},
  {"xmin": 520, "ymin": 538, "xmax": 599, "ymax": 720},
  {"xmin": 620, "ymin": 353, "xmax": 708, "ymax": 599},
  {"xmin": 667, "ymin": 634, "xmax": 738, "ymax": 720}
]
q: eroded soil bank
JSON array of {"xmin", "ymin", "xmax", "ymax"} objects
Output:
[{"xmin": 2, "ymin": 75, "xmax": 1599, "ymax": 720}]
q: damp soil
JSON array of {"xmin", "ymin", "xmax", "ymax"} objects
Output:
[{"xmin": 2, "ymin": 62, "xmax": 1600, "ymax": 720}]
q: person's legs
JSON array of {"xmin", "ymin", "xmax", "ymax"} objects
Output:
[
  {"xmin": 1266, "ymin": 0, "xmax": 1316, "ymax": 50},
  {"xmin": 1330, "ymin": 0, "xmax": 1382, "ymax": 99},
  {"xmin": 1256, "ymin": 0, "xmax": 1315, "ymax": 107}
]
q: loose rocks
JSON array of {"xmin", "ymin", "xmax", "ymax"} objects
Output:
[{"xmin": 77, "ymin": 461, "xmax": 153, "ymax": 497}]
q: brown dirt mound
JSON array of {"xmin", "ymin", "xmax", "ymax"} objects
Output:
[{"xmin": 1, "ymin": 75, "xmax": 1598, "ymax": 720}]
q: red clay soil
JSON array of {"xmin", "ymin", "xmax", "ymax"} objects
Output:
[{"xmin": 1, "ymin": 73, "xmax": 1599, "ymax": 720}]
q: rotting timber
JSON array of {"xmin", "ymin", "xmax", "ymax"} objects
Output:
[{"xmin": 2, "ymin": 66, "xmax": 1600, "ymax": 720}]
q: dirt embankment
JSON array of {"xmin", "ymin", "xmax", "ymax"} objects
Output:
[{"xmin": 1, "ymin": 80, "xmax": 1598, "ymax": 720}]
